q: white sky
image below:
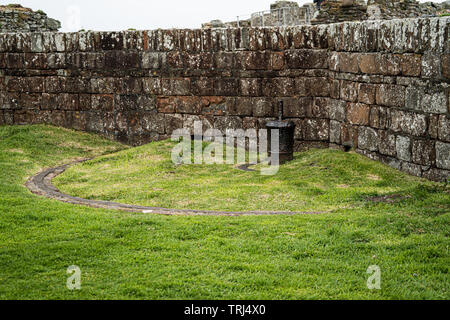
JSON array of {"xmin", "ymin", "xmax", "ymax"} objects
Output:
[{"xmin": 0, "ymin": 0, "xmax": 444, "ymax": 31}]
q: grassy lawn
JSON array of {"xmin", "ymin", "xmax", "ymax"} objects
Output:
[
  {"xmin": 55, "ymin": 139, "xmax": 450, "ymax": 213},
  {"xmin": 0, "ymin": 124, "xmax": 449, "ymax": 299}
]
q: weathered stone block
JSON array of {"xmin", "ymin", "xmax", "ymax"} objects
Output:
[
  {"xmin": 436, "ymin": 141, "xmax": 450, "ymax": 170},
  {"xmin": 214, "ymin": 52, "xmax": 234, "ymax": 69},
  {"xmin": 329, "ymin": 99, "xmax": 346, "ymax": 122},
  {"xmin": 443, "ymin": 55, "xmax": 450, "ymax": 79},
  {"xmin": 396, "ymin": 135, "xmax": 411, "ymax": 162},
  {"xmin": 234, "ymin": 97, "xmax": 253, "ymax": 116},
  {"xmin": 142, "ymin": 78, "xmax": 161, "ymax": 95},
  {"xmin": 358, "ymin": 126, "xmax": 378, "ymax": 152},
  {"xmin": 401, "ymin": 162, "xmax": 422, "ymax": 178},
  {"xmin": 141, "ymin": 113, "xmax": 165, "ymax": 134},
  {"xmin": 237, "ymin": 51, "xmax": 270, "ymax": 70},
  {"xmin": 330, "ymin": 120, "xmax": 341, "ymax": 144},
  {"xmin": 283, "ymin": 97, "xmax": 311, "ymax": 118},
  {"xmin": 376, "ymin": 84, "xmax": 405, "ymax": 108},
  {"xmin": 341, "ymin": 124, "xmax": 358, "ymax": 148},
  {"xmin": 390, "ymin": 110, "xmax": 427, "ymax": 136},
  {"xmin": 421, "ymin": 53, "xmax": 441, "ymax": 78},
  {"xmin": 214, "ymin": 78, "xmax": 238, "ymax": 96},
  {"xmin": 412, "ymin": 140, "xmax": 435, "ymax": 166},
  {"xmin": 421, "ymin": 91, "xmax": 447, "ymax": 114},
  {"xmin": 31, "ymin": 33, "xmax": 43, "ymax": 53},
  {"xmin": 271, "ymin": 52, "xmax": 285, "ymax": 71},
  {"xmin": 306, "ymin": 77, "xmax": 330, "ymax": 97},
  {"xmin": 86, "ymin": 112, "xmax": 104, "ymax": 133},
  {"xmin": 379, "ymin": 54, "xmax": 401, "ymax": 76},
  {"xmin": 330, "ymin": 79, "xmax": 340, "ymax": 99},
  {"xmin": 162, "ymin": 78, "xmax": 191, "ymax": 96},
  {"xmin": 272, "ymin": 78, "xmax": 295, "ymax": 97},
  {"xmin": 340, "ymin": 80, "xmax": 359, "ymax": 102},
  {"xmin": 309, "ymin": 97, "xmax": 329, "ymax": 118},
  {"xmin": 358, "ymin": 83, "xmax": 376, "ymax": 105},
  {"xmin": 214, "ymin": 116, "xmax": 243, "ymax": 133},
  {"xmin": 142, "ymin": 52, "xmax": 165, "ymax": 69},
  {"xmin": 174, "ymin": 96, "xmax": 203, "ymax": 114},
  {"xmin": 347, "ymin": 103, "xmax": 370, "ymax": 125},
  {"xmin": 378, "ymin": 130, "xmax": 396, "ymax": 157},
  {"xmin": 191, "ymin": 78, "xmax": 214, "ymax": 96},
  {"xmin": 359, "ymin": 54, "xmax": 380, "ymax": 74},
  {"xmin": 91, "ymin": 94, "xmax": 113, "ymax": 112},
  {"xmin": 100, "ymin": 32, "xmax": 124, "ymax": 50},
  {"xmin": 304, "ymin": 119, "xmax": 329, "ymax": 141},
  {"xmin": 6, "ymin": 53, "xmax": 24, "ymax": 69},
  {"xmin": 240, "ymin": 78, "xmax": 261, "ymax": 97},
  {"xmin": 164, "ymin": 113, "xmax": 184, "ymax": 135},
  {"xmin": 399, "ymin": 54, "xmax": 422, "ymax": 77},
  {"xmin": 438, "ymin": 115, "xmax": 450, "ymax": 142},
  {"xmin": 422, "ymin": 168, "xmax": 450, "ymax": 182},
  {"xmin": 252, "ymin": 97, "xmax": 274, "ymax": 117},
  {"xmin": 338, "ymin": 52, "xmax": 359, "ymax": 74},
  {"xmin": 156, "ymin": 97, "xmax": 175, "ymax": 113},
  {"xmin": 285, "ymin": 49, "xmax": 328, "ymax": 69},
  {"xmin": 203, "ymin": 97, "xmax": 232, "ymax": 116}
]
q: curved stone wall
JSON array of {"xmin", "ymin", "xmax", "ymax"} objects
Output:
[{"xmin": 0, "ymin": 17, "xmax": 449, "ymax": 181}]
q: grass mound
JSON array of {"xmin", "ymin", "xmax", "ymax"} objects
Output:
[
  {"xmin": 55, "ymin": 140, "xmax": 448, "ymax": 213},
  {"xmin": 0, "ymin": 125, "xmax": 448, "ymax": 300}
]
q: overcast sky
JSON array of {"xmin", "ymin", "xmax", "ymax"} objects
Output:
[{"xmin": 0, "ymin": 0, "xmax": 443, "ymax": 31}]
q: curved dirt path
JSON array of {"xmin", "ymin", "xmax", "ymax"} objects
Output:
[{"xmin": 25, "ymin": 158, "xmax": 328, "ymax": 216}]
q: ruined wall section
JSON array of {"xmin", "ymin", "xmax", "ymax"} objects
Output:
[{"xmin": 0, "ymin": 17, "xmax": 449, "ymax": 181}]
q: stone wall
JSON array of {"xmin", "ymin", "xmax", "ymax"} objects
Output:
[
  {"xmin": 0, "ymin": 4, "xmax": 60, "ymax": 33},
  {"xmin": 0, "ymin": 17, "xmax": 449, "ymax": 181}
]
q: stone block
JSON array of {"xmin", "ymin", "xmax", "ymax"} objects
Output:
[
  {"xmin": 438, "ymin": 115, "xmax": 450, "ymax": 142},
  {"xmin": 251, "ymin": 97, "xmax": 274, "ymax": 117},
  {"xmin": 191, "ymin": 78, "xmax": 214, "ymax": 96},
  {"xmin": 358, "ymin": 126, "xmax": 378, "ymax": 152},
  {"xmin": 285, "ymin": 49, "xmax": 328, "ymax": 69},
  {"xmin": 304, "ymin": 118, "xmax": 329, "ymax": 141},
  {"xmin": 421, "ymin": 53, "xmax": 441, "ymax": 79},
  {"xmin": 214, "ymin": 116, "xmax": 243, "ymax": 133},
  {"xmin": 341, "ymin": 124, "xmax": 358, "ymax": 148},
  {"xmin": 412, "ymin": 140, "xmax": 435, "ymax": 166},
  {"xmin": 162, "ymin": 78, "xmax": 191, "ymax": 96},
  {"xmin": 283, "ymin": 97, "xmax": 311, "ymax": 118},
  {"xmin": 272, "ymin": 78, "xmax": 295, "ymax": 97},
  {"xmin": 330, "ymin": 120, "xmax": 341, "ymax": 144},
  {"xmin": 142, "ymin": 78, "xmax": 162, "ymax": 95},
  {"xmin": 358, "ymin": 83, "xmax": 376, "ymax": 105},
  {"xmin": 214, "ymin": 78, "xmax": 238, "ymax": 96},
  {"xmin": 338, "ymin": 52, "xmax": 359, "ymax": 74},
  {"xmin": 399, "ymin": 54, "xmax": 422, "ymax": 77},
  {"xmin": 309, "ymin": 97, "xmax": 330, "ymax": 118},
  {"xmin": 340, "ymin": 80, "xmax": 359, "ymax": 102},
  {"xmin": 141, "ymin": 113, "xmax": 165, "ymax": 134},
  {"xmin": 376, "ymin": 84, "xmax": 405, "ymax": 108},
  {"xmin": 240, "ymin": 78, "xmax": 261, "ymax": 97},
  {"xmin": 378, "ymin": 130, "xmax": 396, "ymax": 157},
  {"xmin": 436, "ymin": 141, "xmax": 450, "ymax": 170},
  {"xmin": 347, "ymin": 103, "xmax": 370, "ymax": 125},
  {"xmin": 390, "ymin": 110, "xmax": 427, "ymax": 137},
  {"xmin": 329, "ymin": 99, "xmax": 346, "ymax": 122},
  {"xmin": 396, "ymin": 135, "xmax": 411, "ymax": 162},
  {"xmin": 359, "ymin": 54, "xmax": 380, "ymax": 74}
]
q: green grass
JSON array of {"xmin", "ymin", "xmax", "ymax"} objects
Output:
[
  {"xmin": 54, "ymin": 139, "xmax": 450, "ymax": 213},
  {"xmin": 0, "ymin": 125, "xmax": 449, "ymax": 300}
]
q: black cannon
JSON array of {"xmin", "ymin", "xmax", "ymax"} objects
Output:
[{"xmin": 266, "ymin": 101, "xmax": 296, "ymax": 164}]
